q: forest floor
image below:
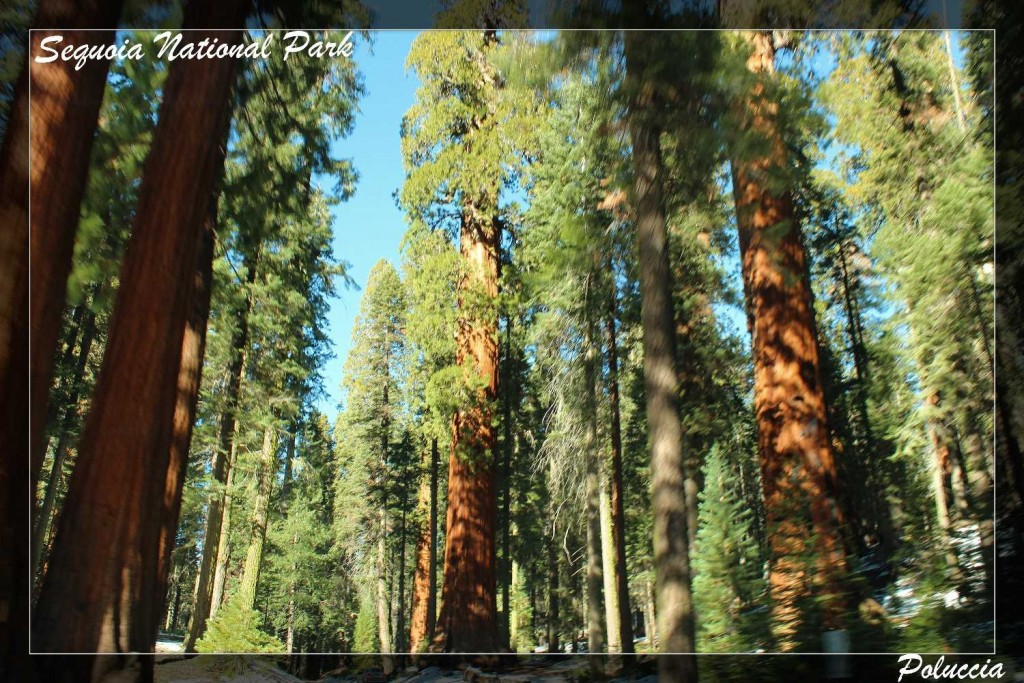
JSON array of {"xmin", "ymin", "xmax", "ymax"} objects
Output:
[{"xmin": 154, "ymin": 654, "xmax": 657, "ymax": 683}]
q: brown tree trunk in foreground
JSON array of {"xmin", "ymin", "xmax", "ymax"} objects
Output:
[
  {"xmin": 624, "ymin": 28, "xmax": 697, "ymax": 683},
  {"xmin": 0, "ymin": 3, "xmax": 121, "ymax": 678},
  {"xmin": 410, "ymin": 438, "xmax": 439, "ymax": 650},
  {"xmin": 1, "ymin": 0, "xmax": 124, "ymax": 495},
  {"xmin": 153, "ymin": 199, "xmax": 217, "ymax": 635},
  {"xmin": 729, "ymin": 31, "xmax": 848, "ymax": 648},
  {"xmin": 605, "ymin": 293, "xmax": 635, "ymax": 655},
  {"xmin": 431, "ymin": 207, "xmax": 500, "ymax": 654},
  {"xmin": 31, "ymin": 4, "xmax": 247, "ymax": 677}
]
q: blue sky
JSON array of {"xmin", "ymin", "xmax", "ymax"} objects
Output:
[
  {"xmin": 313, "ymin": 29, "xmax": 972, "ymax": 421},
  {"xmin": 316, "ymin": 32, "xmax": 418, "ymax": 420}
]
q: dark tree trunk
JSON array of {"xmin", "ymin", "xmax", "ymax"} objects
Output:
[
  {"xmin": 546, "ymin": 517, "xmax": 560, "ymax": 654},
  {"xmin": 154, "ymin": 117, "xmax": 226, "ymax": 652},
  {"xmin": 605, "ymin": 288, "xmax": 635, "ymax": 655},
  {"xmin": 500, "ymin": 318, "xmax": 515, "ymax": 649},
  {"xmin": 926, "ymin": 392, "xmax": 964, "ymax": 577},
  {"xmin": 583, "ymin": 321, "xmax": 605, "ymax": 674},
  {"xmin": 0, "ymin": 3, "xmax": 122, "ymax": 677},
  {"xmin": 624, "ymin": 28, "xmax": 697, "ymax": 683},
  {"xmin": 397, "ymin": 506, "xmax": 408, "ymax": 654},
  {"xmin": 728, "ymin": 31, "xmax": 849, "ymax": 646},
  {"xmin": 31, "ymin": 4, "xmax": 248, "ymax": 678},
  {"xmin": 432, "ymin": 206, "xmax": 500, "ymax": 654},
  {"xmin": 428, "ymin": 437, "xmax": 438, "ymax": 638}
]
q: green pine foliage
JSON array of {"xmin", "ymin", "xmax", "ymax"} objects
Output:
[
  {"xmin": 195, "ymin": 597, "xmax": 286, "ymax": 654},
  {"xmin": 693, "ymin": 443, "xmax": 770, "ymax": 656}
]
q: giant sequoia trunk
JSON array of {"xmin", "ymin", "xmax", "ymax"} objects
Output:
[
  {"xmin": 0, "ymin": 0, "xmax": 124, "ymax": 495},
  {"xmin": 728, "ymin": 31, "xmax": 848, "ymax": 646},
  {"xmin": 0, "ymin": 3, "xmax": 121, "ymax": 676},
  {"xmin": 432, "ymin": 207, "xmax": 500, "ymax": 653},
  {"xmin": 154, "ymin": 195, "xmax": 217, "ymax": 629},
  {"xmin": 31, "ymin": 3, "xmax": 248, "ymax": 676},
  {"xmin": 623, "ymin": 28, "xmax": 698, "ymax": 683}
]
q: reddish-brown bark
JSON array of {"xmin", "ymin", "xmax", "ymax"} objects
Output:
[
  {"xmin": 0, "ymin": 3, "xmax": 122, "ymax": 678},
  {"xmin": 31, "ymin": 2, "xmax": 248, "ymax": 673},
  {"xmin": 154, "ymin": 196, "xmax": 218, "ymax": 628},
  {"xmin": 431, "ymin": 208, "xmax": 500, "ymax": 654},
  {"xmin": 729, "ymin": 31, "xmax": 848, "ymax": 645}
]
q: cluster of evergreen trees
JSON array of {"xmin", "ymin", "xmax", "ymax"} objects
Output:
[{"xmin": 0, "ymin": 0, "xmax": 1010, "ymax": 681}]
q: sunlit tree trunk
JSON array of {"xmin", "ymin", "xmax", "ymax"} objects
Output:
[
  {"xmin": 644, "ymin": 578, "xmax": 657, "ymax": 649},
  {"xmin": 31, "ymin": 6, "xmax": 247, "ymax": 679},
  {"xmin": 600, "ymin": 472, "xmax": 620, "ymax": 653},
  {"xmin": 624, "ymin": 28, "xmax": 697, "ymax": 683},
  {"xmin": 432, "ymin": 206, "xmax": 500, "ymax": 653},
  {"xmin": 728, "ymin": 31, "xmax": 848, "ymax": 647},
  {"xmin": 236, "ymin": 428, "xmax": 278, "ymax": 612},
  {"xmin": 210, "ymin": 441, "xmax": 238, "ymax": 618},
  {"xmin": 0, "ymin": 0, "xmax": 122, "ymax": 495}
]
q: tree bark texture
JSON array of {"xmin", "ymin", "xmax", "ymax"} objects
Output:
[
  {"xmin": 432, "ymin": 206, "xmax": 500, "ymax": 653},
  {"xmin": 0, "ymin": 2, "xmax": 122, "ymax": 678},
  {"xmin": 729, "ymin": 31, "xmax": 849, "ymax": 646},
  {"xmin": 624, "ymin": 28, "xmax": 698, "ymax": 683},
  {"xmin": 31, "ymin": 5, "xmax": 247, "ymax": 675}
]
